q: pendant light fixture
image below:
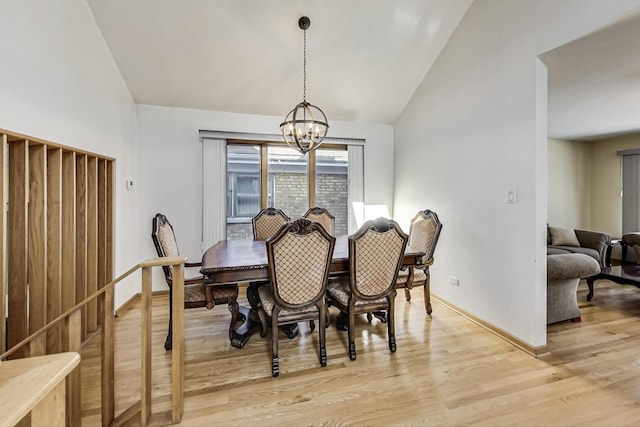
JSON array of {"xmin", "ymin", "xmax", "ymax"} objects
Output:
[{"xmin": 280, "ymin": 16, "xmax": 329, "ymax": 155}]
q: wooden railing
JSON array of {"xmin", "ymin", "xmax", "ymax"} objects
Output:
[{"xmin": 0, "ymin": 256, "xmax": 186, "ymax": 427}]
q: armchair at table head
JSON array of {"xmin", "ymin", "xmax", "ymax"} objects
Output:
[
  {"xmin": 326, "ymin": 217, "xmax": 408, "ymax": 361},
  {"xmin": 395, "ymin": 209, "xmax": 442, "ymax": 315},
  {"xmin": 151, "ymin": 213, "xmax": 239, "ymax": 351},
  {"xmin": 257, "ymin": 218, "xmax": 336, "ymax": 377},
  {"xmin": 251, "ymin": 208, "xmax": 291, "ymax": 240},
  {"xmin": 303, "ymin": 206, "xmax": 335, "ymax": 235}
]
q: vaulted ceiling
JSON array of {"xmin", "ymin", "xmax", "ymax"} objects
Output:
[
  {"xmin": 87, "ymin": 1, "xmax": 640, "ymax": 139},
  {"xmin": 86, "ymin": 0, "xmax": 471, "ymax": 124},
  {"xmin": 543, "ymin": 12, "xmax": 640, "ymax": 141}
]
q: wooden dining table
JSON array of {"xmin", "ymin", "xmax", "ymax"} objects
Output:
[{"xmin": 201, "ymin": 235, "xmax": 425, "ymax": 348}]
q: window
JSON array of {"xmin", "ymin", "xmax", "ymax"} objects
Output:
[
  {"xmin": 315, "ymin": 149, "xmax": 348, "ymax": 234},
  {"xmin": 226, "ymin": 142, "xmax": 348, "ymax": 239},
  {"xmin": 268, "ymin": 145, "xmax": 309, "ymax": 219}
]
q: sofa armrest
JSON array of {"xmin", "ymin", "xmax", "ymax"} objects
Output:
[{"xmin": 574, "ymin": 229, "xmax": 611, "ymax": 266}]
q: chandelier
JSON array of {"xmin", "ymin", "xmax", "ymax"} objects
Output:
[{"xmin": 280, "ymin": 16, "xmax": 329, "ymax": 155}]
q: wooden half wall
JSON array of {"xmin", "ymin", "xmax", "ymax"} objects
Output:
[{"xmin": 1, "ymin": 129, "xmax": 114, "ymax": 357}]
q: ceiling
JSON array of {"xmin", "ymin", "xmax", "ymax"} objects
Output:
[
  {"xmin": 86, "ymin": 1, "xmax": 640, "ymax": 139},
  {"xmin": 543, "ymin": 13, "xmax": 640, "ymax": 141},
  {"xmin": 86, "ymin": 0, "xmax": 471, "ymax": 124}
]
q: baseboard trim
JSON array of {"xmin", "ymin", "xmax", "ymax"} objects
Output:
[
  {"xmin": 432, "ymin": 294, "xmax": 549, "ymax": 358},
  {"xmin": 115, "ymin": 289, "xmax": 169, "ymax": 317}
]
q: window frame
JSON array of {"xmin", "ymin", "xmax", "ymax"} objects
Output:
[{"xmin": 227, "ymin": 139, "xmax": 347, "ymax": 213}]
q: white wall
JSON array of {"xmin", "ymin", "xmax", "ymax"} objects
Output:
[
  {"xmin": 136, "ymin": 104, "xmax": 394, "ymax": 290},
  {"xmin": 548, "ymin": 138, "xmax": 592, "ymax": 229},
  {"xmin": 394, "ymin": 0, "xmax": 640, "ymax": 347},
  {"xmin": 0, "ymin": 0, "xmax": 138, "ymax": 308}
]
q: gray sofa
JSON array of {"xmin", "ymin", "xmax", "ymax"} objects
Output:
[
  {"xmin": 547, "ymin": 253, "xmax": 601, "ymax": 324},
  {"xmin": 547, "ymin": 227, "xmax": 611, "ymax": 268}
]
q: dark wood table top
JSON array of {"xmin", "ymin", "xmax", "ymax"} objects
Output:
[{"xmin": 201, "ymin": 235, "xmax": 425, "ymax": 285}]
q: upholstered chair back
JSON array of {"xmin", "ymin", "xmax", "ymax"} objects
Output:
[
  {"xmin": 152, "ymin": 213, "xmax": 180, "ymax": 285},
  {"xmin": 351, "ymin": 218, "xmax": 408, "ymax": 298},
  {"xmin": 252, "ymin": 208, "xmax": 291, "ymax": 240},
  {"xmin": 266, "ymin": 218, "xmax": 335, "ymax": 308},
  {"xmin": 303, "ymin": 207, "xmax": 335, "ymax": 235},
  {"xmin": 408, "ymin": 210, "xmax": 442, "ymax": 262}
]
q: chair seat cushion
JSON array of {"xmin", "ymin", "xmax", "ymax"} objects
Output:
[
  {"xmin": 396, "ymin": 268, "xmax": 409, "ymax": 285},
  {"xmin": 184, "ymin": 282, "xmax": 207, "ymax": 303},
  {"xmin": 258, "ymin": 285, "xmax": 319, "ymax": 317},
  {"xmin": 396, "ymin": 268, "xmax": 427, "ymax": 286},
  {"xmin": 327, "ymin": 279, "xmax": 387, "ymax": 306}
]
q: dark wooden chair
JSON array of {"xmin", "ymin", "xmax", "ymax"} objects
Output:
[
  {"xmin": 326, "ymin": 217, "xmax": 408, "ymax": 360},
  {"xmin": 395, "ymin": 210, "xmax": 442, "ymax": 315},
  {"xmin": 251, "ymin": 207, "xmax": 290, "ymax": 240},
  {"xmin": 256, "ymin": 218, "xmax": 336, "ymax": 377},
  {"xmin": 303, "ymin": 206, "xmax": 335, "ymax": 235},
  {"xmin": 152, "ymin": 213, "xmax": 239, "ymax": 351}
]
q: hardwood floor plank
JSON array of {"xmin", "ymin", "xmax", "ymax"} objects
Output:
[{"xmin": 80, "ymin": 280, "xmax": 640, "ymax": 426}]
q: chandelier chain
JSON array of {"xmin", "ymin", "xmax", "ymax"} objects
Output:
[{"xmin": 303, "ymin": 28, "xmax": 307, "ymax": 102}]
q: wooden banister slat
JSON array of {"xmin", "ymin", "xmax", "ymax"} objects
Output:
[
  {"xmin": 141, "ymin": 266, "xmax": 152, "ymax": 425},
  {"xmin": 62, "ymin": 309, "xmax": 81, "ymax": 426},
  {"xmin": 8, "ymin": 140, "xmax": 29, "ymax": 359},
  {"xmin": 47, "ymin": 148, "xmax": 63, "ymax": 354},
  {"xmin": 28, "ymin": 144, "xmax": 47, "ymax": 357},
  {"xmin": 172, "ymin": 263, "xmax": 185, "ymax": 424},
  {"xmin": 101, "ymin": 286, "xmax": 115, "ymax": 426}
]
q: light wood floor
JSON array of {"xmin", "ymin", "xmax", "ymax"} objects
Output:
[{"xmin": 80, "ymin": 280, "xmax": 640, "ymax": 426}]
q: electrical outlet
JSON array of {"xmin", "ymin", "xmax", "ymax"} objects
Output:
[{"xmin": 449, "ymin": 276, "xmax": 460, "ymax": 286}]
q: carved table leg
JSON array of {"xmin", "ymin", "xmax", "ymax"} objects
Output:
[
  {"xmin": 226, "ymin": 281, "xmax": 296, "ymax": 348},
  {"xmin": 227, "ymin": 282, "xmax": 264, "ymax": 349}
]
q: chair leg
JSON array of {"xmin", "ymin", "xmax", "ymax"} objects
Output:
[
  {"xmin": 325, "ymin": 300, "xmax": 331, "ymax": 328},
  {"xmin": 348, "ymin": 309, "xmax": 356, "ymax": 361},
  {"xmin": 424, "ymin": 276, "xmax": 432, "ymax": 315},
  {"xmin": 404, "ymin": 287, "xmax": 412, "ymax": 302},
  {"xmin": 388, "ymin": 297, "xmax": 397, "ymax": 353},
  {"xmin": 319, "ymin": 302, "xmax": 327, "ymax": 367},
  {"xmin": 271, "ymin": 310, "xmax": 280, "ymax": 377},
  {"xmin": 164, "ymin": 323, "xmax": 173, "ymax": 351},
  {"xmin": 164, "ymin": 291, "xmax": 174, "ymax": 351},
  {"xmin": 257, "ymin": 308, "xmax": 269, "ymax": 338}
]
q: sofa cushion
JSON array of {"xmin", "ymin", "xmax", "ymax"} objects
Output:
[
  {"xmin": 549, "ymin": 226, "xmax": 580, "ymax": 247},
  {"xmin": 547, "ymin": 246, "xmax": 571, "ymax": 256},
  {"xmin": 547, "ymin": 253, "xmax": 601, "ymax": 281},
  {"xmin": 551, "ymin": 245, "xmax": 599, "ymax": 263}
]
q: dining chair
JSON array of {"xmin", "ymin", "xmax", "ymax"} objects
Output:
[
  {"xmin": 303, "ymin": 206, "xmax": 335, "ymax": 235},
  {"xmin": 326, "ymin": 217, "xmax": 408, "ymax": 361},
  {"xmin": 395, "ymin": 209, "xmax": 442, "ymax": 315},
  {"xmin": 257, "ymin": 218, "xmax": 336, "ymax": 377},
  {"xmin": 152, "ymin": 213, "xmax": 240, "ymax": 351},
  {"xmin": 252, "ymin": 207, "xmax": 290, "ymax": 240}
]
